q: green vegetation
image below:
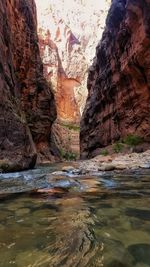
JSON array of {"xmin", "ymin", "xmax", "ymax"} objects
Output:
[
  {"xmin": 123, "ymin": 134, "xmax": 143, "ymax": 147},
  {"xmin": 113, "ymin": 142, "xmax": 124, "ymax": 153},
  {"xmin": 61, "ymin": 123, "xmax": 80, "ymax": 131},
  {"xmin": 112, "ymin": 134, "xmax": 143, "ymax": 154},
  {"xmin": 100, "ymin": 149, "xmax": 109, "ymax": 156},
  {"xmin": 60, "ymin": 149, "xmax": 77, "ymax": 161}
]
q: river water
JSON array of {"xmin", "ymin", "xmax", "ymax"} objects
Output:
[{"xmin": 0, "ymin": 164, "xmax": 150, "ymax": 267}]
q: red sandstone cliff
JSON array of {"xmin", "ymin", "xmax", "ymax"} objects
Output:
[
  {"xmin": 80, "ymin": 0, "xmax": 150, "ymax": 158},
  {"xmin": 0, "ymin": 0, "xmax": 56, "ymax": 172},
  {"xmin": 36, "ymin": 0, "xmax": 110, "ymax": 121},
  {"xmin": 35, "ymin": 0, "xmax": 110, "ymax": 157}
]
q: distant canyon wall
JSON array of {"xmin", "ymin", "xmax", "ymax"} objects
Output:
[
  {"xmin": 0, "ymin": 0, "xmax": 56, "ymax": 171},
  {"xmin": 35, "ymin": 0, "xmax": 110, "ymax": 156},
  {"xmin": 35, "ymin": 0, "xmax": 110, "ymax": 124},
  {"xmin": 81, "ymin": 0, "xmax": 150, "ymax": 158}
]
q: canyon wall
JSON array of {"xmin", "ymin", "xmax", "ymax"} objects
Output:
[
  {"xmin": 35, "ymin": 0, "xmax": 110, "ymax": 157},
  {"xmin": 0, "ymin": 0, "xmax": 56, "ymax": 171},
  {"xmin": 80, "ymin": 0, "xmax": 150, "ymax": 158}
]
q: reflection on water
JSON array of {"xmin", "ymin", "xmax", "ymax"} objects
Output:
[{"xmin": 0, "ymin": 166, "xmax": 150, "ymax": 267}]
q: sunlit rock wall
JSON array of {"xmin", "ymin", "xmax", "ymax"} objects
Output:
[
  {"xmin": 36, "ymin": 0, "xmax": 110, "ymax": 120},
  {"xmin": 35, "ymin": 0, "xmax": 110, "ymax": 156}
]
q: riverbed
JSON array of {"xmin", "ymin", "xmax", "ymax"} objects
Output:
[{"xmin": 0, "ymin": 164, "xmax": 150, "ymax": 267}]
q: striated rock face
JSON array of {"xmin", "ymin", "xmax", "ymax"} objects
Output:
[
  {"xmin": 38, "ymin": 24, "xmax": 82, "ymax": 124},
  {"xmin": 35, "ymin": 0, "xmax": 110, "ymax": 155},
  {"xmin": 81, "ymin": 0, "xmax": 150, "ymax": 158},
  {"xmin": 0, "ymin": 0, "xmax": 56, "ymax": 171},
  {"xmin": 51, "ymin": 122, "xmax": 80, "ymax": 158},
  {"xmin": 36, "ymin": 0, "xmax": 110, "ymax": 120}
]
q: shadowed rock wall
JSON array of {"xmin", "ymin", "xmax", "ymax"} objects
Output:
[
  {"xmin": 0, "ymin": 0, "xmax": 56, "ymax": 171},
  {"xmin": 81, "ymin": 0, "xmax": 150, "ymax": 158}
]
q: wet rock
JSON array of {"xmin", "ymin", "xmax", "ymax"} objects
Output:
[
  {"xmin": 0, "ymin": 210, "xmax": 12, "ymax": 222},
  {"xmin": 101, "ymin": 240, "xmax": 134, "ymax": 267},
  {"xmin": 62, "ymin": 166, "xmax": 75, "ymax": 172},
  {"xmin": 15, "ymin": 208, "xmax": 30, "ymax": 217},
  {"xmin": 128, "ymin": 243, "xmax": 150, "ymax": 265},
  {"xmin": 70, "ymin": 169, "xmax": 82, "ymax": 175},
  {"xmin": 0, "ymin": 248, "xmax": 18, "ymax": 267},
  {"xmin": 121, "ymin": 230, "xmax": 150, "ymax": 247},
  {"xmin": 115, "ymin": 164, "xmax": 127, "ymax": 170},
  {"xmin": 35, "ymin": 188, "xmax": 67, "ymax": 194},
  {"xmin": 106, "ymin": 259, "xmax": 131, "ymax": 267},
  {"xmin": 7, "ymin": 202, "xmax": 25, "ymax": 211},
  {"xmin": 0, "ymin": 156, "xmax": 37, "ymax": 174},
  {"xmin": 135, "ymin": 264, "xmax": 149, "ymax": 267},
  {"xmin": 15, "ymin": 250, "xmax": 50, "ymax": 267},
  {"xmin": 140, "ymin": 163, "xmax": 150, "ymax": 169},
  {"xmin": 57, "ymin": 197, "xmax": 84, "ymax": 208},
  {"xmin": 125, "ymin": 208, "xmax": 150, "ymax": 221},
  {"xmin": 78, "ymin": 169, "xmax": 88, "ymax": 175},
  {"xmin": 0, "ymin": 224, "xmax": 5, "ymax": 231},
  {"xmin": 99, "ymin": 164, "xmax": 115, "ymax": 171},
  {"xmin": 61, "ymin": 166, "xmax": 84, "ymax": 175},
  {"xmin": 80, "ymin": 178, "xmax": 99, "ymax": 193},
  {"xmin": 51, "ymin": 171, "xmax": 66, "ymax": 176}
]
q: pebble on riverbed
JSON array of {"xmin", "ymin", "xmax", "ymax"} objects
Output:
[{"xmin": 62, "ymin": 166, "xmax": 84, "ymax": 175}]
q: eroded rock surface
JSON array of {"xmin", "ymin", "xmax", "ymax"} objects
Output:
[
  {"xmin": 79, "ymin": 150, "xmax": 150, "ymax": 172},
  {"xmin": 81, "ymin": 0, "xmax": 150, "ymax": 158},
  {"xmin": 0, "ymin": 0, "xmax": 56, "ymax": 171},
  {"xmin": 36, "ymin": 0, "xmax": 110, "ymax": 119},
  {"xmin": 35, "ymin": 0, "xmax": 110, "ymax": 155}
]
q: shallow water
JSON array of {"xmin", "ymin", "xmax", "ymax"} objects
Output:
[{"xmin": 0, "ymin": 165, "xmax": 150, "ymax": 267}]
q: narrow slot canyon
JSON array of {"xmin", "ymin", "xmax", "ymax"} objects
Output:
[
  {"xmin": 0, "ymin": 0, "xmax": 150, "ymax": 171},
  {"xmin": 35, "ymin": 0, "xmax": 110, "ymax": 160},
  {"xmin": 0, "ymin": 1, "xmax": 150, "ymax": 267}
]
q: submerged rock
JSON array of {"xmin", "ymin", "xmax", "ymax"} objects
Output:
[
  {"xmin": 15, "ymin": 208, "xmax": 30, "ymax": 217},
  {"xmin": 128, "ymin": 243, "xmax": 150, "ymax": 265},
  {"xmin": 125, "ymin": 208, "xmax": 150, "ymax": 221},
  {"xmin": 15, "ymin": 250, "xmax": 51, "ymax": 267},
  {"xmin": 106, "ymin": 259, "xmax": 131, "ymax": 267}
]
